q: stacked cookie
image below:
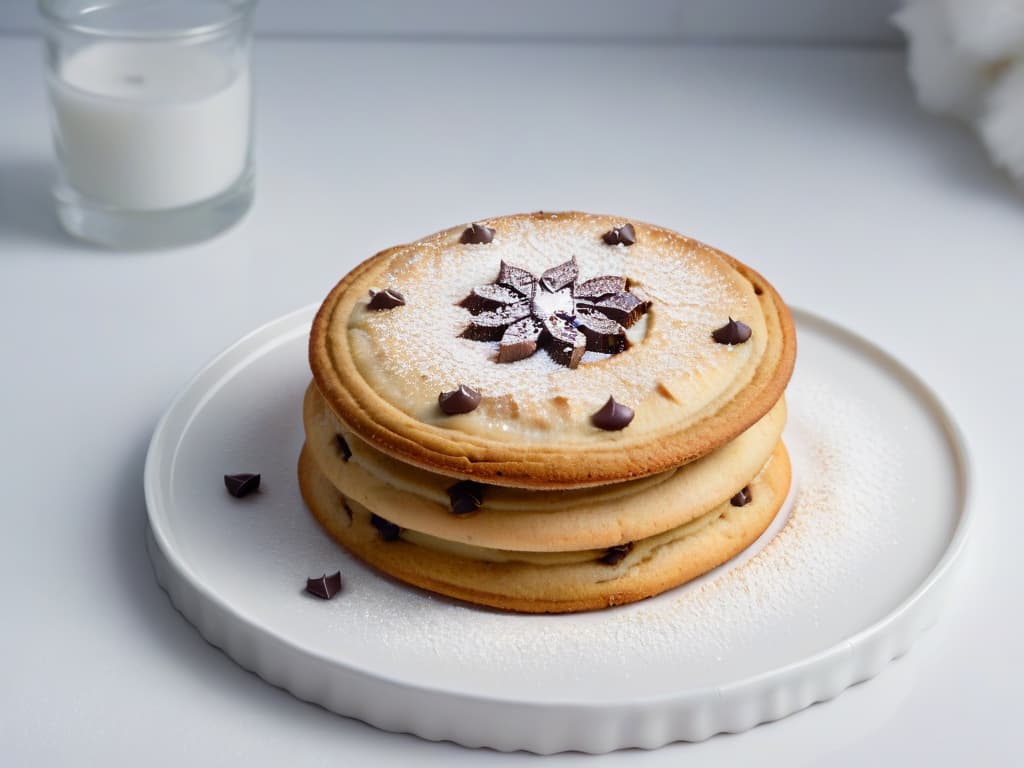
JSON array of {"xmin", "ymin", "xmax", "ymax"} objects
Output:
[{"xmin": 300, "ymin": 212, "xmax": 796, "ymax": 613}]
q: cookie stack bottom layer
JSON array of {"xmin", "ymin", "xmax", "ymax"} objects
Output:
[
  {"xmin": 296, "ymin": 391, "xmax": 790, "ymax": 614},
  {"xmin": 298, "ymin": 445, "xmax": 788, "ymax": 613}
]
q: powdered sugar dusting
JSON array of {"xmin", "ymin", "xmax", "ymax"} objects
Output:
[
  {"xmin": 611, "ymin": 375, "xmax": 901, "ymax": 656},
  {"xmin": 349, "ymin": 214, "xmax": 760, "ymax": 432},
  {"xmin": 319, "ymin": 371, "xmax": 904, "ymax": 691}
]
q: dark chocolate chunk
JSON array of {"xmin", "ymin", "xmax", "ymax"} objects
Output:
[
  {"xmin": 730, "ymin": 487, "xmax": 752, "ymax": 507},
  {"xmin": 496, "ymin": 260, "xmax": 537, "ymax": 297},
  {"xmin": 602, "ymin": 223, "xmax": 636, "ymax": 246},
  {"xmin": 459, "ymin": 283, "xmax": 526, "ymax": 314},
  {"xmin": 367, "ymin": 288, "xmax": 406, "ymax": 310},
  {"xmin": 438, "ymin": 384, "xmax": 482, "ymax": 415},
  {"xmin": 335, "ymin": 434, "xmax": 351, "ymax": 462},
  {"xmin": 581, "ymin": 292, "xmax": 648, "ymax": 328},
  {"xmin": 576, "ymin": 309, "xmax": 628, "ymax": 355},
  {"xmin": 460, "ymin": 223, "xmax": 496, "ymax": 244},
  {"xmin": 540, "ymin": 256, "xmax": 579, "ymax": 293},
  {"xmin": 370, "ymin": 514, "xmax": 401, "ymax": 541},
  {"xmin": 498, "ymin": 317, "xmax": 544, "ymax": 363},
  {"xmin": 542, "ymin": 314, "xmax": 587, "ymax": 368},
  {"xmin": 600, "ymin": 542, "xmax": 634, "ymax": 565},
  {"xmin": 591, "ymin": 396, "xmax": 634, "ymax": 430},
  {"xmin": 224, "ymin": 473, "xmax": 260, "ymax": 498},
  {"xmin": 447, "ymin": 480, "xmax": 484, "ymax": 516},
  {"xmin": 305, "ymin": 571, "xmax": 342, "ymax": 599},
  {"xmin": 575, "ymin": 275, "xmax": 627, "ymax": 299},
  {"xmin": 712, "ymin": 317, "xmax": 752, "ymax": 345},
  {"xmin": 459, "ymin": 300, "xmax": 532, "ymax": 341}
]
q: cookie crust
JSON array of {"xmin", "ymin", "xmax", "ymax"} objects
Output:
[
  {"xmin": 297, "ymin": 442, "xmax": 791, "ymax": 614},
  {"xmin": 309, "ymin": 212, "xmax": 795, "ymax": 489},
  {"xmin": 304, "ymin": 381, "xmax": 787, "ymax": 551}
]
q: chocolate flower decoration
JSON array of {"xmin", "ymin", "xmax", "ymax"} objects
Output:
[{"xmin": 459, "ymin": 257, "xmax": 650, "ymax": 369}]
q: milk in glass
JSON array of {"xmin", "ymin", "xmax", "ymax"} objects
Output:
[{"xmin": 49, "ymin": 41, "xmax": 250, "ymax": 211}]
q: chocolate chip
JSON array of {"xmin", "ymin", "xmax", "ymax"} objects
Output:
[
  {"xmin": 305, "ymin": 571, "xmax": 342, "ymax": 599},
  {"xmin": 447, "ymin": 480, "xmax": 484, "ymax": 516},
  {"xmin": 224, "ymin": 473, "xmax": 260, "ymax": 498},
  {"xmin": 730, "ymin": 487, "xmax": 752, "ymax": 507},
  {"xmin": 600, "ymin": 542, "xmax": 634, "ymax": 565},
  {"xmin": 712, "ymin": 317, "xmax": 752, "ymax": 345},
  {"xmin": 591, "ymin": 396, "xmax": 634, "ymax": 430},
  {"xmin": 460, "ymin": 223, "xmax": 495, "ymax": 244},
  {"xmin": 370, "ymin": 514, "xmax": 401, "ymax": 541},
  {"xmin": 602, "ymin": 223, "xmax": 636, "ymax": 246},
  {"xmin": 335, "ymin": 434, "xmax": 351, "ymax": 462},
  {"xmin": 367, "ymin": 288, "xmax": 406, "ymax": 310},
  {"xmin": 438, "ymin": 384, "xmax": 482, "ymax": 415}
]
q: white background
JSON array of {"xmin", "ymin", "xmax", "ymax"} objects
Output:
[
  {"xmin": 3, "ymin": 1, "xmax": 1022, "ymax": 765},
  {"xmin": 8, "ymin": 0, "xmax": 900, "ymax": 43}
]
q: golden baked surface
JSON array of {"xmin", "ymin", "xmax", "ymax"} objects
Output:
[
  {"xmin": 310, "ymin": 211, "xmax": 795, "ymax": 488},
  {"xmin": 303, "ymin": 381, "xmax": 786, "ymax": 551},
  {"xmin": 298, "ymin": 443, "xmax": 791, "ymax": 614}
]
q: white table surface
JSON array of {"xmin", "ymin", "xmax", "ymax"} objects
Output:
[{"xmin": 1, "ymin": 34, "xmax": 1019, "ymax": 765}]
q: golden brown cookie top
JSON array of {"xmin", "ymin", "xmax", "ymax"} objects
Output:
[{"xmin": 310, "ymin": 212, "xmax": 795, "ymax": 488}]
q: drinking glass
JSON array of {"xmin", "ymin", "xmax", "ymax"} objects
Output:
[{"xmin": 39, "ymin": 0, "xmax": 257, "ymax": 248}]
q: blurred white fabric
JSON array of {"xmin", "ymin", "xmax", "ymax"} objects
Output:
[{"xmin": 894, "ymin": 0, "xmax": 1024, "ymax": 184}]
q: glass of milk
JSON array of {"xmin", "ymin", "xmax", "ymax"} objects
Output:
[{"xmin": 39, "ymin": 0, "xmax": 256, "ymax": 249}]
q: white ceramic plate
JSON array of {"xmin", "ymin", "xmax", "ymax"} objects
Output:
[{"xmin": 145, "ymin": 306, "xmax": 970, "ymax": 754}]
